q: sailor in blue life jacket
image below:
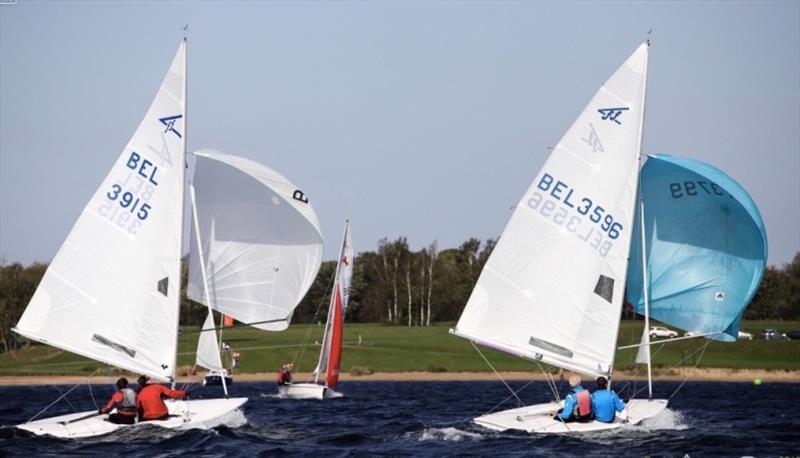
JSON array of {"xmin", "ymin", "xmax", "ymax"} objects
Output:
[
  {"xmin": 591, "ymin": 376, "xmax": 626, "ymax": 423},
  {"xmin": 553, "ymin": 375, "xmax": 593, "ymax": 422}
]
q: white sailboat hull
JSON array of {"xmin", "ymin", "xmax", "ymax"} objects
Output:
[
  {"xmin": 474, "ymin": 398, "xmax": 668, "ymax": 433},
  {"xmin": 277, "ymin": 383, "xmax": 339, "ymax": 400},
  {"xmin": 17, "ymin": 397, "xmax": 247, "ymax": 439}
]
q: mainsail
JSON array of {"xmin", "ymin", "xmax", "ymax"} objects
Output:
[
  {"xmin": 313, "ymin": 220, "xmax": 354, "ymax": 389},
  {"xmin": 187, "ymin": 149, "xmax": 324, "ymax": 331},
  {"xmin": 13, "ymin": 42, "xmax": 187, "ymax": 382},
  {"xmin": 453, "ymin": 43, "xmax": 650, "ymax": 377},
  {"xmin": 626, "ymin": 154, "xmax": 768, "ymax": 341}
]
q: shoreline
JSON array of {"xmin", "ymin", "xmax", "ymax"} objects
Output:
[{"xmin": 0, "ymin": 368, "xmax": 797, "ymax": 386}]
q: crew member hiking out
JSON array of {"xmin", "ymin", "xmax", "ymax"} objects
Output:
[
  {"xmin": 554, "ymin": 375, "xmax": 593, "ymax": 423},
  {"xmin": 136, "ymin": 375, "xmax": 186, "ymax": 421},
  {"xmin": 99, "ymin": 377, "xmax": 137, "ymax": 425}
]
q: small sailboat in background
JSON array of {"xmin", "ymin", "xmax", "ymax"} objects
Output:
[
  {"xmin": 186, "ymin": 148, "xmax": 324, "ymax": 393},
  {"xmin": 280, "ymin": 220, "xmax": 353, "ymax": 400},
  {"xmin": 195, "ymin": 310, "xmax": 233, "ymax": 389},
  {"xmin": 13, "ymin": 39, "xmax": 248, "ymax": 438}
]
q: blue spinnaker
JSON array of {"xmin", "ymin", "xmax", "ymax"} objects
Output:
[{"xmin": 627, "ymin": 154, "xmax": 767, "ymax": 341}]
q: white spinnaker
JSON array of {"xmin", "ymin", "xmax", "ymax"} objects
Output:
[
  {"xmin": 454, "ymin": 43, "xmax": 649, "ymax": 377},
  {"xmin": 13, "ymin": 42, "xmax": 186, "ymax": 382},
  {"xmin": 314, "ymin": 220, "xmax": 353, "ymax": 379},
  {"xmin": 187, "ymin": 149, "xmax": 324, "ymax": 331},
  {"xmin": 196, "ymin": 311, "xmax": 224, "ymax": 371}
]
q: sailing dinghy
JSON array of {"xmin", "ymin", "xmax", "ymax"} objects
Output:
[
  {"xmin": 451, "ymin": 42, "xmax": 768, "ymax": 433},
  {"xmin": 279, "ymin": 220, "xmax": 353, "ymax": 400},
  {"xmin": 195, "ymin": 311, "xmax": 233, "ymax": 389},
  {"xmin": 450, "ymin": 42, "xmax": 668, "ymax": 433},
  {"xmin": 13, "ymin": 39, "xmax": 247, "ymax": 439}
]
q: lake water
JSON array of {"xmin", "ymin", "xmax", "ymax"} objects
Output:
[{"xmin": 1, "ymin": 380, "xmax": 798, "ymax": 456}]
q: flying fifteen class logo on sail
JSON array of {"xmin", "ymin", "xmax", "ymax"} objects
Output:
[
  {"xmin": 597, "ymin": 107, "xmax": 629, "ymax": 125},
  {"xmin": 159, "ymin": 114, "xmax": 183, "ymax": 138}
]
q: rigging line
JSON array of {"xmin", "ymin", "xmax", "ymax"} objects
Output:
[
  {"xmin": 292, "ymin": 265, "xmax": 337, "ymax": 373},
  {"xmin": 483, "ymin": 379, "xmax": 537, "ymax": 416},
  {"xmin": 27, "ymin": 367, "xmax": 103, "ymax": 423},
  {"xmin": 534, "ymin": 360, "xmax": 560, "ymax": 402},
  {"xmin": 470, "ymin": 341, "xmax": 524, "ymax": 407},
  {"xmin": 669, "ymin": 340, "xmax": 710, "ymax": 400}
]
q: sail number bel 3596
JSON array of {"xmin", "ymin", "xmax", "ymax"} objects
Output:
[{"xmin": 526, "ymin": 172, "xmax": 624, "ymax": 257}]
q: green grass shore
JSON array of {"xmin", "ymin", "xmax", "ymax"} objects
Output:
[{"xmin": 0, "ymin": 321, "xmax": 798, "ymax": 378}]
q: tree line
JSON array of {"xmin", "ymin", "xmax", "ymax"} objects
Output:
[{"xmin": 1, "ymin": 242, "xmax": 798, "ymax": 352}]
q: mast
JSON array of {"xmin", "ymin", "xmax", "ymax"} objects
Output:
[
  {"xmin": 608, "ymin": 40, "xmax": 652, "ymax": 387},
  {"xmin": 171, "ymin": 36, "xmax": 188, "ymax": 387},
  {"xmin": 314, "ymin": 219, "xmax": 349, "ymax": 385},
  {"xmin": 189, "ymin": 185, "xmax": 228, "ymax": 397},
  {"xmin": 634, "ymin": 37, "xmax": 653, "ymax": 399},
  {"xmin": 639, "ymin": 199, "xmax": 653, "ymax": 399}
]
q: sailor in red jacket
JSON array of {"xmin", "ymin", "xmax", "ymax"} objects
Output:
[
  {"xmin": 99, "ymin": 377, "xmax": 137, "ymax": 424},
  {"xmin": 136, "ymin": 375, "xmax": 186, "ymax": 421}
]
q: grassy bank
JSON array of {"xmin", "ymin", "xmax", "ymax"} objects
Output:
[{"xmin": 1, "ymin": 321, "xmax": 798, "ymax": 377}]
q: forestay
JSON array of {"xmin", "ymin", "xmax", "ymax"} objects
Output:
[
  {"xmin": 453, "ymin": 43, "xmax": 649, "ymax": 377},
  {"xmin": 187, "ymin": 149, "xmax": 323, "ymax": 331},
  {"xmin": 626, "ymin": 154, "xmax": 768, "ymax": 341},
  {"xmin": 313, "ymin": 221, "xmax": 354, "ymax": 388},
  {"xmin": 13, "ymin": 42, "xmax": 187, "ymax": 382}
]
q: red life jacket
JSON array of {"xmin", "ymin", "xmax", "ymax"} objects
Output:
[{"xmin": 573, "ymin": 389, "xmax": 592, "ymax": 419}]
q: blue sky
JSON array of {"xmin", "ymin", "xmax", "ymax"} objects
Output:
[{"xmin": 1, "ymin": 1, "xmax": 798, "ymax": 266}]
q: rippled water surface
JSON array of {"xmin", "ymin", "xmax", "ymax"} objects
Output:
[{"xmin": 1, "ymin": 380, "xmax": 798, "ymax": 456}]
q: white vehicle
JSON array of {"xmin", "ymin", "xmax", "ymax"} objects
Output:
[
  {"xmin": 738, "ymin": 330, "xmax": 753, "ymax": 340},
  {"xmin": 650, "ymin": 326, "xmax": 678, "ymax": 339}
]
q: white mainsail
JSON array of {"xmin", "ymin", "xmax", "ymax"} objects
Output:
[
  {"xmin": 187, "ymin": 149, "xmax": 324, "ymax": 331},
  {"xmin": 196, "ymin": 311, "xmax": 224, "ymax": 372},
  {"xmin": 14, "ymin": 42, "xmax": 187, "ymax": 382},
  {"xmin": 313, "ymin": 220, "xmax": 354, "ymax": 381},
  {"xmin": 453, "ymin": 43, "xmax": 649, "ymax": 377}
]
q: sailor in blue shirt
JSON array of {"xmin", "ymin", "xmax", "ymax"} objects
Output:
[
  {"xmin": 554, "ymin": 375, "xmax": 592, "ymax": 422},
  {"xmin": 591, "ymin": 376, "xmax": 626, "ymax": 423}
]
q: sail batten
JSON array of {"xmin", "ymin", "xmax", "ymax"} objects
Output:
[{"xmin": 454, "ymin": 43, "xmax": 649, "ymax": 376}]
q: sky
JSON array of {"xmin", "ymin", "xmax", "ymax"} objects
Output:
[{"xmin": 1, "ymin": 1, "xmax": 798, "ymax": 267}]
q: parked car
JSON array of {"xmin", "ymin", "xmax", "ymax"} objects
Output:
[
  {"xmin": 761, "ymin": 328, "xmax": 789, "ymax": 340},
  {"xmin": 738, "ymin": 330, "xmax": 753, "ymax": 340},
  {"xmin": 650, "ymin": 326, "xmax": 678, "ymax": 339},
  {"xmin": 785, "ymin": 330, "xmax": 800, "ymax": 340}
]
